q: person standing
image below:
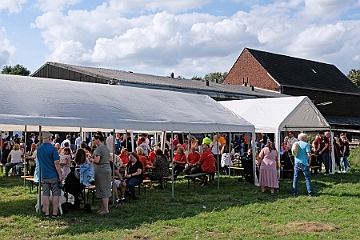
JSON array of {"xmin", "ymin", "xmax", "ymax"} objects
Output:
[
  {"xmin": 340, "ymin": 133, "xmax": 350, "ymax": 172},
  {"xmin": 286, "ymin": 132, "xmax": 298, "ymax": 151},
  {"xmin": 292, "ymin": 133, "xmax": 313, "ymax": 197},
  {"xmin": 258, "ymin": 142, "xmax": 279, "ymax": 195},
  {"xmin": 36, "ymin": 132, "xmax": 62, "ymax": 218},
  {"xmin": 75, "ymin": 133, "xmax": 82, "ymax": 151},
  {"xmin": 313, "ymin": 131, "xmax": 330, "ymax": 174},
  {"xmin": 92, "ymin": 133, "xmax": 111, "ymax": 214},
  {"xmin": 105, "ymin": 132, "xmax": 114, "ymax": 153}
]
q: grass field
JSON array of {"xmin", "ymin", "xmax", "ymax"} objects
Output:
[{"xmin": 1, "ymin": 150, "xmax": 360, "ymax": 240}]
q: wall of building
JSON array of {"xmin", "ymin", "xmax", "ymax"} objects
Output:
[
  {"xmin": 284, "ymin": 87, "xmax": 360, "ymax": 118},
  {"xmin": 224, "ymin": 49, "xmax": 281, "ymax": 91}
]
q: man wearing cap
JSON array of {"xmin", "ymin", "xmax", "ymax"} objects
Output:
[{"xmin": 37, "ymin": 132, "xmax": 62, "ymax": 218}]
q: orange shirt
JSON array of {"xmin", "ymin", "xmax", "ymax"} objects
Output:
[
  {"xmin": 119, "ymin": 153, "xmax": 129, "ymax": 165},
  {"xmin": 218, "ymin": 136, "xmax": 226, "ymax": 146},
  {"xmin": 138, "ymin": 155, "xmax": 147, "ymax": 174}
]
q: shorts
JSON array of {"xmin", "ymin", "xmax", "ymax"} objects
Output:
[
  {"xmin": 113, "ymin": 179, "xmax": 122, "ymax": 188},
  {"xmin": 42, "ymin": 178, "xmax": 61, "ymax": 197}
]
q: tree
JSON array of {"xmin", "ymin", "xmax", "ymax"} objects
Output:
[
  {"xmin": 1, "ymin": 64, "xmax": 31, "ymax": 76},
  {"xmin": 347, "ymin": 69, "xmax": 360, "ymax": 88},
  {"xmin": 191, "ymin": 72, "xmax": 228, "ymax": 83}
]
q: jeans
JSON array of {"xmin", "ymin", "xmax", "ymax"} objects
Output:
[
  {"xmin": 322, "ymin": 153, "xmax": 330, "ymax": 174},
  {"xmin": 5, "ymin": 162, "xmax": 21, "ymax": 175},
  {"xmin": 342, "ymin": 156, "xmax": 350, "ymax": 171},
  {"xmin": 127, "ymin": 177, "xmax": 141, "ymax": 199},
  {"xmin": 292, "ymin": 162, "xmax": 313, "ymax": 196}
]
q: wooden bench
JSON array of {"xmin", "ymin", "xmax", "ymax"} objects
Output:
[
  {"xmin": 184, "ymin": 172, "xmax": 212, "ymax": 190},
  {"xmin": 21, "ymin": 176, "xmax": 38, "ymax": 193},
  {"xmin": 228, "ymin": 166, "xmax": 244, "ymax": 176}
]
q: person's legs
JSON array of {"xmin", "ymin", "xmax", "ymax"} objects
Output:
[
  {"xmin": 113, "ymin": 180, "xmax": 120, "ymax": 200},
  {"xmin": 302, "ymin": 165, "xmax": 313, "ymax": 196},
  {"xmin": 50, "ymin": 178, "xmax": 61, "ymax": 216},
  {"xmin": 42, "ymin": 181, "xmax": 51, "ymax": 216},
  {"xmin": 101, "ymin": 198, "xmax": 109, "ymax": 213},
  {"xmin": 322, "ymin": 153, "xmax": 329, "ymax": 174},
  {"xmin": 127, "ymin": 178, "xmax": 141, "ymax": 199},
  {"xmin": 184, "ymin": 165, "xmax": 192, "ymax": 175},
  {"xmin": 343, "ymin": 156, "xmax": 350, "ymax": 171},
  {"xmin": 318, "ymin": 154, "xmax": 323, "ymax": 172},
  {"xmin": 5, "ymin": 163, "xmax": 14, "ymax": 176},
  {"xmin": 292, "ymin": 163, "xmax": 301, "ymax": 196},
  {"xmin": 120, "ymin": 181, "xmax": 126, "ymax": 199}
]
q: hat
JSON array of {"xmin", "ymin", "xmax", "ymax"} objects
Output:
[{"xmin": 41, "ymin": 131, "xmax": 52, "ymax": 139}]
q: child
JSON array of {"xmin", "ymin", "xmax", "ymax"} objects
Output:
[
  {"xmin": 221, "ymin": 145, "xmax": 233, "ymax": 175},
  {"xmin": 60, "ymin": 147, "xmax": 72, "ymax": 180}
]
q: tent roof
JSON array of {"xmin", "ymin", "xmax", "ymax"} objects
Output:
[
  {"xmin": 220, "ymin": 96, "xmax": 330, "ymax": 133},
  {"xmin": 0, "ymin": 74, "xmax": 254, "ymax": 133}
]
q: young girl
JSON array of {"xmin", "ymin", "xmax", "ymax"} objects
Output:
[
  {"xmin": 60, "ymin": 147, "xmax": 72, "ymax": 180},
  {"xmin": 221, "ymin": 145, "xmax": 233, "ymax": 175}
]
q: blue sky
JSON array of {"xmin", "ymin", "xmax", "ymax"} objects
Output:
[{"xmin": 0, "ymin": 0, "xmax": 360, "ymax": 78}]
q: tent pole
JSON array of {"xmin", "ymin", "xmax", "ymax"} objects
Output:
[
  {"xmin": 252, "ymin": 131, "xmax": 259, "ymax": 186},
  {"xmin": 130, "ymin": 132, "xmax": 134, "ymax": 152},
  {"xmin": 125, "ymin": 130, "xmax": 128, "ymax": 150},
  {"xmin": 216, "ymin": 132, "xmax": 220, "ymax": 190},
  {"xmin": 112, "ymin": 129, "xmax": 115, "ymax": 205},
  {"xmin": 37, "ymin": 126, "xmax": 42, "ymax": 214},
  {"xmin": 330, "ymin": 130, "xmax": 335, "ymax": 174},
  {"xmin": 171, "ymin": 131, "xmax": 174, "ymax": 198},
  {"xmin": 23, "ymin": 125, "xmax": 27, "ymax": 187},
  {"xmin": 275, "ymin": 131, "xmax": 281, "ymax": 181},
  {"xmin": 161, "ymin": 131, "xmax": 166, "ymax": 152}
]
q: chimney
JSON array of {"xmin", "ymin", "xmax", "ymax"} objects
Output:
[
  {"xmin": 215, "ymin": 78, "xmax": 218, "ymax": 83},
  {"xmin": 246, "ymin": 77, "xmax": 249, "ymax": 83},
  {"xmin": 206, "ymin": 80, "xmax": 210, "ymax": 86},
  {"xmin": 251, "ymin": 86, "xmax": 254, "ymax": 91},
  {"xmin": 170, "ymin": 72, "xmax": 174, "ymax": 78}
]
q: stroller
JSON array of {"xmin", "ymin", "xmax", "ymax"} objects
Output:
[{"xmin": 63, "ymin": 167, "xmax": 92, "ymax": 213}]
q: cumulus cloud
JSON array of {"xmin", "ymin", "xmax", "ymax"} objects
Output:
[
  {"xmin": 297, "ymin": 0, "xmax": 355, "ymax": 20},
  {"xmin": 35, "ymin": 0, "xmax": 82, "ymax": 12},
  {"xmin": 31, "ymin": 0, "xmax": 360, "ymax": 77},
  {"xmin": 0, "ymin": 28, "xmax": 17, "ymax": 67},
  {"xmin": 0, "ymin": 0, "xmax": 27, "ymax": 14}
]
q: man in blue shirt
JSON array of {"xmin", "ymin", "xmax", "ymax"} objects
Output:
[
  {"xmin": 37, "ymin": 132, "xmax": 62, "ymax": 218},
  {"xmin": 292, "ymin": 133, "xmax": 313, "ymax": 197}
]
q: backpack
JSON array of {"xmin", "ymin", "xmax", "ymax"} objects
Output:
[{"xmin": 291, "ymin": 142, "xmax": 299, "ymax": 157}]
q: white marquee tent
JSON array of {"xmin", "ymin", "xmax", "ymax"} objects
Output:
[
  {"xmin": 220, "ymin": 96, "xmax": 334, "ymax": 172},
  {"xmin": 0, "ymin": 74, "xmax": 256, "ymax": 198}
]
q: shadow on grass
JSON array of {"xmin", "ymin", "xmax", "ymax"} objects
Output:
[{"xmin": 1, "ymin": 172, "xmax": 360, "ymax": 237}]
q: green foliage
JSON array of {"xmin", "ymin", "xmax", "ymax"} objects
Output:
[
  {"xmin": 307, "ymin": 135, "xmax": 315, "ymax": 144},
  {"xmin": 347, "ymin": 69, "xmax": 360, "ymax": 88},
  {"xmin": 1, "ymin": 64, "xmax": 31, "ymax": 76},
  {"xmin": 348, "ymin": 146, "xmax": 360, "ymax": 171},
  {"xmin": 191, "ymin": 72, "xmax": 228, "ymax": 83},
  {"xmin": 3, "ymin": 172, "xmax": 360, "ymax": 239}
]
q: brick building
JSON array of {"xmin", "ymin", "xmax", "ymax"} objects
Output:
[{"xmin": 224, "ymin": 48, "xmax": 360, "ymax": 132}]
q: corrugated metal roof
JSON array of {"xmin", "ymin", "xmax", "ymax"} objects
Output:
[{"xmin": 34, "ymin": 62, "xmax": 285, "ymax": 99}]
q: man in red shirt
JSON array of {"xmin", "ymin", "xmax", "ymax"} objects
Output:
[
  {"xmin": 193, "ymin": 144, "xmax": 216, "ymax": 186},
  {"xmin": 313, "ymin": 131, "xmax": 330, "ymax": 174},
  {"xmin": 184, "ymin": 146, "xmax": 201, "ymax": 175}
]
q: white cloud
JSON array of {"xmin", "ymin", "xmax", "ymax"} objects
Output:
[
  {"xmin": 0, "ymin": 28, "xmax": 17, "ymax": 67},
  {"xmin": 107, "ymin": 0, "xmax": 212, "ymax": 14},
  {"xmin": 30, "ymin": 0, "xmax": 360, "ymax": 77},
  {"xmin": 0, "ymin": 0, "xmax": 27, "ymax": 14},
  {"xmin": 35, "ymin": 0, "xmax": 82, "ymax": 12},
  {"xmin": 297, "ymin": 0, "xmax": 355, "ymax": 20}
]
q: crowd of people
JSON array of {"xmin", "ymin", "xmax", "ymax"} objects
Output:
[{"xmin": 0, "ymin": 130, "xmax": 355, "ymax": 215}]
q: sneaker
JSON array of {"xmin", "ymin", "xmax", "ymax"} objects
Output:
[
  {"xmin": 115, "ymin": 199, "xmax": 121, "ymax": 204},
  {"xmin": 338, "ymin": 171, "xmax": 342, "ymax": 174}
]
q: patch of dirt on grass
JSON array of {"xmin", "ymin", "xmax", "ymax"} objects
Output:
[{"xmin": 277, "ymin": 222, "xmax": 335, "ymax": 236}]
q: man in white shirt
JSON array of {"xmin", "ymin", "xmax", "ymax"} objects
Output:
[
  {"xmin": 106, "ymin": 132, "xmax": 114, "ymax": 153},
  {"xmin": 75, "ymin": 133, "xmax": 82, "ymax": 151},
  {"xmin": 287, "ymin": 132, "xmax": 298, "ymax": 151},
  {"xmin": 60, "ymin": 135, "xmax": 71, "ymax": 149}
]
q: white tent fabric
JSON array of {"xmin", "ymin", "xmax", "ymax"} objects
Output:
[
  {"xmin": 0, "ymin": 74, "xmax": 254, "ymax": 133},
  {"xmin": 220, "ymin": 96, "xmax": 333, "ymax": 173},
  {"xmin": 220, "ymin": 96, "xmax": 330, "ymax": 133}
]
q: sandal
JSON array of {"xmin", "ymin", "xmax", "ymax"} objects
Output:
[
  {"xmin": 51, "ymin": 214, "xmax": 59, "ymax": 219},
  {"xmin": 44, "ymin": 215, "xmax": 50, "ymax": 219}
]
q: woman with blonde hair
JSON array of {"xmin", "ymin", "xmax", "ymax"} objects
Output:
[
  {"xmin": 136, "ymin": 147, "xmax": 147, "ymax": 174},
  {"xmin": 5, "ymin": 143, "xmax": 23, "ymax": 176},
  {"xmin": 258, "ymin": 141, "xmax": 279, "ymax": 195}
]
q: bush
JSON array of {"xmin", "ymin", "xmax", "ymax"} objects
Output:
[
  {"xmin": 348, "ymin": 147, "xmax": 360, "ymax": 171},
  {"xmin": 307, "ymin": 135, "xmax": 315, "ymax": 144}
]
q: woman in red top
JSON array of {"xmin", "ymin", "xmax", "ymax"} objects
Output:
[
  {"xmin": 119, "ymin": 148, "xmax": 129, "ymax": 165},
  {"xmin": 184, "ymin": 146, "xmax": 200, "ymax": 175},
  {"xmin": 173, "ymin": 147, "xmax": 186, "ymax": 180},
  {"xmin": 136, "ymin": 147, "xmax": 147, "ymax": 174},
  {"xmin": 147, "ymin": 146, "xmax": 158, "ymax": 165},
  {"xmin": 193, "ymin": 144, "xmax": 216, "ymax": 186}
]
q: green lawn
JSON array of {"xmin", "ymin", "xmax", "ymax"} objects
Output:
[{"xmin": 1, "ymin": 161, "xmax": 360, "ymax": 239}]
